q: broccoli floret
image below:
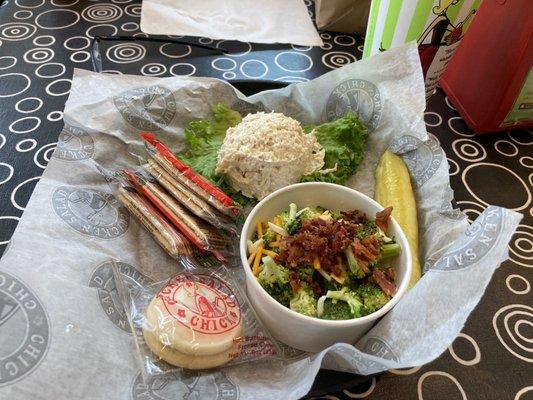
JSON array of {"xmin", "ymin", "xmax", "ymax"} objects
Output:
[
  {"xmin": 379, "ymin": 243, "xmax": 401, "ymax": 260},
  {"xmin": 325, "ymin": 287, "xmax": 363, "ymax": 317},
  {"xmin": 345, "ymin": 247, "xmax": 365, "ymax": 279},
  {"xmin": 289, "ymin": 284, "xmax": 318, "ymax": 317},
  {"xmin": 356, "ymin": 221, "xmax": 377, "ymax": 240},
  {"xmin": 356, "ymin": 283, "xmax": 391, "ymax": 315},
  {"xmin": 258, "ymin": 256, "xmax": 288, "ymax": 287},
  {"xmin": 298, "ymin": 266, "xmax": 315, "ymax": 281},
  {"xmin": 264, "ymin": 283, "xmax": 292, "ymax": 307},
  {"xmin": 262, "ymin": 229, "xmax": 277, "ymax": 246},
  {"xmin": 278, "ymin": 211, "xmax": 291, "ymax": 228},
  {"xmin": 257, "ymin": 257, "xmax": 292, "ymax": 307},
  {"xmin": 320, "ymin": 298, "xmax": 353, "ymax": 320}
]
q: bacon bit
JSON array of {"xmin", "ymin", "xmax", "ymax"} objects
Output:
[
  {"xmin": 277, "ymin": 219, "xmax": 351, "ymax": 274},
  {"xmin": 288, "ymin": 271, "xmax": 301, "ymax": 293},
  {"xmin": 375, "ymin": 207, "xmax": 393, "ymax": 231},
  {"xmin": 385, "ymin": 267, "xmax": 396, "ymax": 281},
  {"xmin": 373, "ymin": 268, "xmax": 397, "ymax": 297},
  {"xmin": 351, "ymin": 235, "xmax": 380, "ymax": 274},
  {"xmin": 341, "ymin": 210, "xmax": 368, "ymax": 224}
]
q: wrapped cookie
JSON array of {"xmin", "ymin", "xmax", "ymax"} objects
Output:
[{"xmin": 112, "ymin": 261, "xmax": 286, "ymax": 377}]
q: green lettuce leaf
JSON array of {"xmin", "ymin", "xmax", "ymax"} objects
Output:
[
  {"xmin": 301, "ymin": 113, "xmax": 368, "ymax": 184},
  {"xmin": 179, "ymin": 103, "xmax": 256, "ymax": 206},
  {"xmin": 179, "ymin": 104, "xmax": 368, "ymax": 205}
]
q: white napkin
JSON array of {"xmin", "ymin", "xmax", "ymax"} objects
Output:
[{"xmin": 141, "ymin": 0, "xmax": 324, "ymax": 46}]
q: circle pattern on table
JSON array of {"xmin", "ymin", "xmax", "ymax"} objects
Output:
[
  {"xmin": 82, "ymin": 3, "xmax": 123, "ymax": 23},
  {"xmin": 51, "ymin": 0, "xmax": 79, "ymax": 5},
  {"xmin": 495, "ymin": 140, "xmax": 519, "ymax": 157},
  {"xmin": 14, "ymin": 10, "xmax": 33, "ymax": 19},
  {"xmin": 520, "ymin": 156, "xmax": 533, "ymax": 168},
  {"xmin": 0, "ymin": 56, "xmax": 17, "ymax": 70},
  {"xmin": 45, "ymin": 78, "xmax": 71, "ymax": 96},
  {"xmin": 159, "ymin": 43, "xmax": 191, "ymax": 59},
  {"xmin": 106, "ymin": 43, "xmax": 146, "ymax": 64},
  {"xmin": 508, "ymin": 130, "xmax": 533, "ymax": 145},
  {"xmin": 448, "ymin": 116, "xmax": 475, "ymax": 137},
  {"xmin": 0, "ymin": 22, "xmax": 36, "ymax": 41},
  {"xmin": 493, "ymin": 304, "xmax": 533, "ymax": 362},
  {"xmin": 417, "ymin": 371, "xmax": 467, "ymax": 400},
  {"xmin": 64, "ymin": 36, "xmax": 90, "ymax": 50},
  {"xmin": 47, "ymin": 111, "xmax": 63, "ymax": 122},
  {"xmin": 275, "ymin": 51, "xmax": 313, "ymax": 72},
  {"xmin": 70, "ymin": 51, "xmax": 90, "ymax": 63},
  {"xmin": 15, "ymin": 0, "xmax": 44, "ymax": 8},
  {"xmin": 509, "ymin": 225, "xmax": 533, "ymax": 268},
  {"xmin": 33, "ymin": 35, "xmax": 55, "ymax": 46},
  {"xmin": 23, "ymin": 47, "xmax": 54, "ymax": 64},
  {"xmin": 10, "ymin": 176, "xmax": 40, "ymax": 210},
  {"xmin": 0, "ymin": 163, "xmax": 14, "ymax": 186},
  {"xmin": 448, "ymin": 333, "xmax": 481, "ymax": 366},
  {"xmin": 121, "ymin": 22, "xmax": 138, "ymax": 31},
  {"xmin": 452, "ymin": 138, "xmax": 486, "ymax": 162},
  {"xmin": 342, "ymin": 377, "xmax": 376, "ymax": 398},
  {"xmin": 506, "ymin": 274, "xmax": 531, "ymax": 295},
  {"xmin": 85, "ymin": 23, "xmax": 117, "ymax": 38},
  {"xmin": 169, "ymin": 63, "xmax": 196, "ymax": 76},
  {"xmin": 15, "ymin": 97, "xmax": 42, "ymax": 113},
  {"xmin": 141, "ymin": 63, "xmax": 166, "ymax": 76},
  {"xmin": 35, "ymin": 62, "xmax": 65, "ymax": 78},
  {"xmin": 16, "ymin": 138, "xmax": 37, "ymax": 152},
  {"xmin": 35, "ymin": 9, "xmax": 80, "ymax": 30},
  {"xmin": 239, "ymin": 59, "xmax": 268, "ymax": 79},
  {"xmin": 424, "ymin": 111, "xmax": 442, "ymax": 127},
  {"xmin": 9, "ymin": 116, "xmax": 41, "ymax": 134},
  {"xmin": 462, "ymin": 163, "xmax": 531, "ymax": 211},
  {"xmin": 211, "ymin": 57, "xmax": 236, "ymax": 72},
  {"xmin": 322, "ymin": 51, "xmax": 357, "ymax": 69},
  {"xmin": 34, "ymin": 143, "xmax": 57, "ymax": 169},
  {"xmin": 216, "ymin": 40, "xmax": 251, "ymax": 57}
]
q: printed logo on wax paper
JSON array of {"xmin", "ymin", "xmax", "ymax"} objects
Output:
[
  {"xmin": 52, "ymin": 186, "xmax": 130, "ymax": 239},
  {"xmin": 88, "ymin": 261, "xmax": 153, "ymax": 333},
  {"xmin": 326, "ymin": 344, "xmax": 392, "ymax": 375},
  {"xmin": 362, "ymin": 337, "xmax": 399, "ymax": 362},
  {"xmin": 131, "ymin": 369, "xmax": 239, "ymax": 400},
  {"xmin": 432, "ymin": 206, "xmax": 503, "ymax": 271},
  {"xmin": 113, "ymin": 86, "xmax": 176, "ymax": 131},
  {"xmin": 53, "ymin": 124, "xmax": 95, "ymax": 161},
  {"xmin": 390, "ymin": 134, "xmax": 443, "ymax": 187},
  {"xmin": 0, "ymin": 270, "xmax": 50, "ymax": 386},
  {"xmin": 157, "ymin": 274, "xmax": 241, "ymax": 335},
  {"xmin": 325, "ymin": 79, "xmax": 382, "ymax": 131}
]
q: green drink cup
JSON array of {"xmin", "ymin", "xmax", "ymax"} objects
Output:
[{"xmin": 364, "ymin": 0, "xmax": 483, "ymax": 98}]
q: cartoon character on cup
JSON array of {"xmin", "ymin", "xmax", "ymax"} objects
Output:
[{"xmin": 418, "ymin": 0, "xmax": 476, "ymax": 77}]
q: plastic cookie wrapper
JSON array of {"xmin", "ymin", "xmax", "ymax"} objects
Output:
[
  {"xmin": 122, "ymin": 170, "xmax": 234, "ymax": 263},
  {"xmin": 140, "ymin": 132, "xmax": 243, "ymax": 219},
  {"xmin": 143, "ymin": 158, "xmax": 238, "ymax": 235},
  {"xmin": 110, "ymin": 260, "xmax": 299, "ymax": 379}
]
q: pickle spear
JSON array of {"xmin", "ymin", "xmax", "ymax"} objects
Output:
[{"xmin": 374, "ymin": 150, "xmax": 420, "ymax": 288}]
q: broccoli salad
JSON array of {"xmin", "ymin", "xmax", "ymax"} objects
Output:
[{"xmin": 246, "ymin": 204, "xmax": 401, "ymax": 320}]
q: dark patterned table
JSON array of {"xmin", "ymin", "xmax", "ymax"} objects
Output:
[{"xmin": 0, "ymin": 1, "xmax": 532, "ymax": 399}]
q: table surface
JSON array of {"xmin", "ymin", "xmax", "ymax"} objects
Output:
[{"xmin": 0, "ymin": 1, "xmax": 532, "ymax": 399}]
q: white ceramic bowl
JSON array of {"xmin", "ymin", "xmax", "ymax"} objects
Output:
[{"xmin": 240, "ymin": 182, "xmax": 412, "ymax": 352}]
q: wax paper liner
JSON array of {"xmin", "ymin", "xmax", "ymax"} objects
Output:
[{"xmin": 0, "ymin": 43, "xmax": 522, "ymax": 400}]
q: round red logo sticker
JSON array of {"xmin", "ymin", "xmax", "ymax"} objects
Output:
[{"xmin": 157, "ymin": 274, "xmax": 241, "ymax": 335}]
